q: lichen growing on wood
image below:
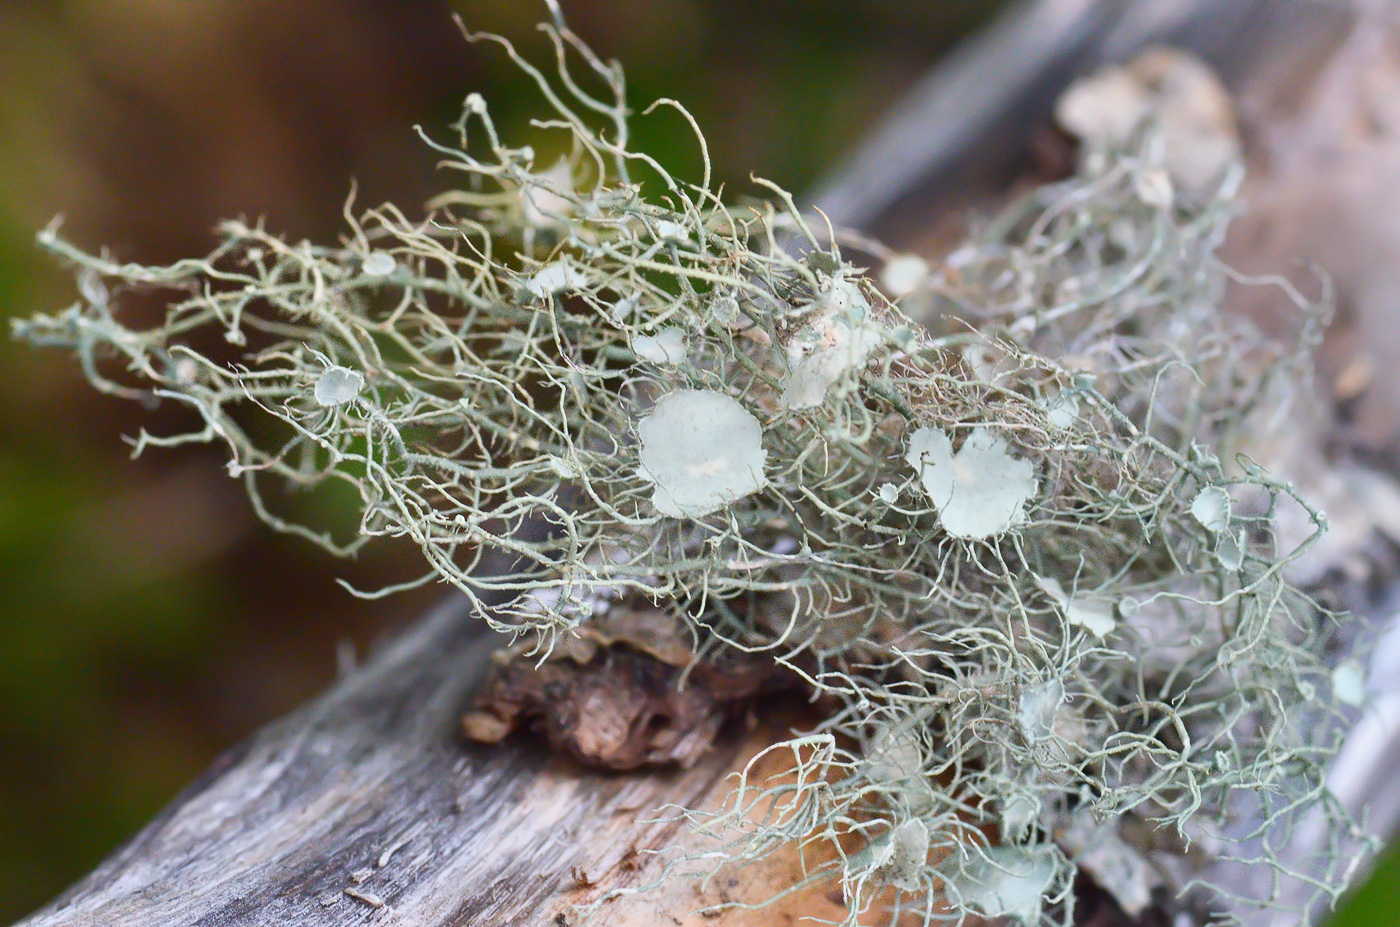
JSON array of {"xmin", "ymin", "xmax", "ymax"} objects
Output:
[{"xmin": 14, "ymin": 5, "xmax": 1372, "ymax": 925}]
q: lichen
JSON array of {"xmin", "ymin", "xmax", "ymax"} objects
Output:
[
  {"xmin": 779, "ymin": 273, "xmax": 887, "ymax": 410},
  {"xmin": 630, "ymin": 327, "xmax": 688, "ymax": 366},
  {"xmin": 312, "ymin": 366, "xmax": 364, "ymax": 407},
  {"xmin": 360, "ymin": 251, "xmax": 397, "ymax": 277},
  {"xmin": 1191, "ymin": 485, "xmax": 1232, "ymax": 532},
  {"xmin": 636, "ymin": 389, "xmax": 766, "ymax": 518},
  {"xmin": 1035, "ymin": 575, "xmax": 1116, "ymax": 638},
  {"xmin": 950, "ymin": 845, "xmax": 1059, "ymax": 925},
  {"xmin": 880, "ymin": 253, "xmax": 930, "ymax": 299},
  {"xmin": 905, "ymin": 426, "xmax": 1036, "ymax": 539}
]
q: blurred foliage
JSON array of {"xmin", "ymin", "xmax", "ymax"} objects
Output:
[
  {"xmin": 0, "ymin": 0, "xmax": 1008, "ymax": 921},
  {"xmin": 1332, "ymin": 843, "xmax": 1400, "ymax": 927}
]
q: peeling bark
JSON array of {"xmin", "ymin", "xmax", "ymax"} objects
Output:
[{"xmin": 463, "ymin": 603, "xmax": 799, "ymax": 770}]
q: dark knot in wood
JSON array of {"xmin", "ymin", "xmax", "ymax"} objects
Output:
[{"xmin": 462, "ymin": 606, "xmax": 795, "ymax": 770}]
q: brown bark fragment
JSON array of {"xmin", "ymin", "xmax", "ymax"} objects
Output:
[{"xmin": 462, "ymin": 603, "xmax": 797, "ymax": 770}]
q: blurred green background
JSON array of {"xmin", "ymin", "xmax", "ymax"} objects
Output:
[{"xmin": 0, "ymin": 1, "xmax": 1394, "ymax": 924}]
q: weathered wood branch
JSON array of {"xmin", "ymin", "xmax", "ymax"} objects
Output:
[{"xmin": 21, "ymin": 593, "xmax": 841, "ymax": 927}]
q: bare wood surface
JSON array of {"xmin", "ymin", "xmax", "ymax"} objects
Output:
[
  {"xmin": 19, "ymin": 2, "xmax": 1400, "ymax": 926},
  {"xmin": 18, "ymin": 593, "xmax": 843, "ymax": 927},
  {"xmin": 809, "ymin": 0, "xmax": 1353, "ymax": 249}
]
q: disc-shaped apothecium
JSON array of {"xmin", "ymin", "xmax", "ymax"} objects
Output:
[
  {"xmin": 905, "ymin": 425, "xmax": 1036, "ymax": 539},
  {"xmin": 637, "ymin": 389, "xmax": 767, "ymax": 518}
]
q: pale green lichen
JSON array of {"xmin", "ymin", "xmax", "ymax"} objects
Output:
[
  {"xmin": 1191, "ymin": 485, "xmax": 1232, "ymax": 532},
  {"xmin": 636, "ymin": 389, "xmax": 766, "ymax": 518},
  {"xmin": 905, "ymin": 425, "xmax": 1036, "ymax": 539},
  {"xmin": 951, "ymin": 845, "xmax": 1059, "ymax": 925},
  {"xmin": 1332, "ymin": 659, "xmax": 1367, "ymax": 707},
  {"xmin": 880, "ymin": 253, "xmax": 930, "ymax": 299},
  {"xmin": 779, "ymin": 272, "xmax": 887, "ymax": 410},
  {"xmin": 876, "ymin": 818, "xmax": 932, "ymax": 892},
  {"xmin": 312, "ymin": 365, "xmax": 364, "ymax": 407},
  {"xmin": 631, "ymin": 326, "xmax": 688, "ymax": 365},
  {"xmin": 1034, "ymin": 574, "xmax": 1116, "ymax": 638},
  {"xmin": 360, "ymin": 251, "xmax": 397, "ymax": 277},
  {"xmin": 15, "ymin": 5, "xmax": 1373, "ymax": 925}
]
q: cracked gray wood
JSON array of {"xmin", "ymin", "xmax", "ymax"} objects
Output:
[{"xmin": 19, "ymin": 595, "xmax": 791, "ymax": 926}]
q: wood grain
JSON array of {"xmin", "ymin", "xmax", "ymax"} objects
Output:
[{"xmin": 17, "ymin": 593, "xmax": 846, "ymax": 927}]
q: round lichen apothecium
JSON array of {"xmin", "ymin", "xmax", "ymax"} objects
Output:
[
  {"xmin": 636, "ymin": 389, "xmax": 767, "ymax": 518},
  {"xmin": 905, "ymin": 425, "xmax": 1036, "ymax": 539},
  {"xmin": 312, "ymin": 365, "xmax": 364, "ymax": 407}
]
